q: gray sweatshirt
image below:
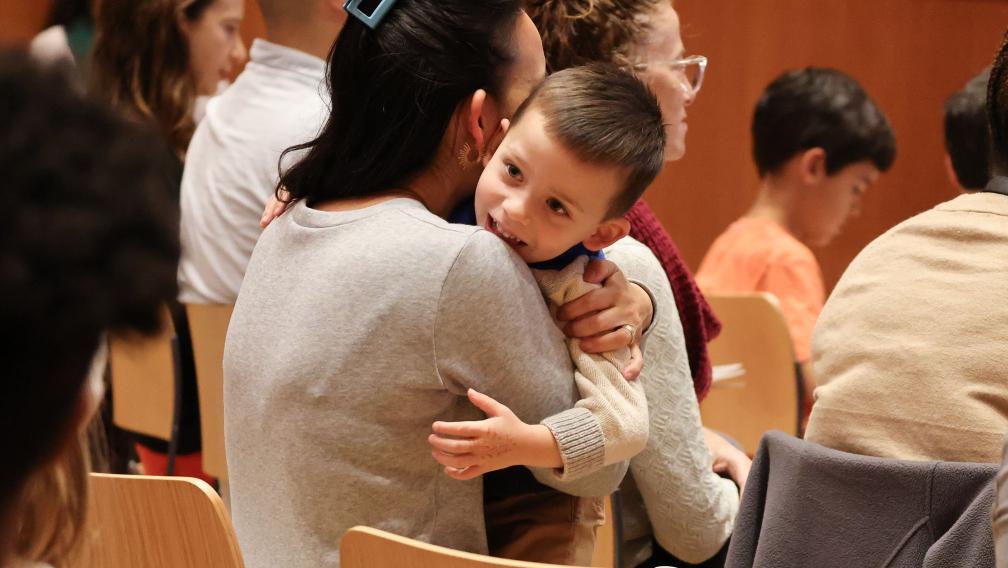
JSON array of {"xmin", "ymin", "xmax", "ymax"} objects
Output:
[{"xmin": 224, "ymin": 198, "xmax": 628, "ymax": 568}]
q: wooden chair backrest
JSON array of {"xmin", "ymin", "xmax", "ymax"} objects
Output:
[
  {"xmin": 700, "ymin": 293, "xmax": 800, "ymax": 453},
  {"xmin": 340, "ymin": 526, "xmax": 590, "ymax": 568},
  {"xmin": 184, "ymin": 303, "xmax": 235, "ymax": 481},
  {"xmin": 108, "ymin": 306, "xmax": 176, "ymax": 440},
  {"xmin": 81, "ymin": 473, "xmax": 244, "ymax": 567}
]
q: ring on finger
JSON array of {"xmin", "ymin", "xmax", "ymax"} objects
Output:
[{"xmin": 620, "ymin": 323, "xmax": 637, "ymax": 342}]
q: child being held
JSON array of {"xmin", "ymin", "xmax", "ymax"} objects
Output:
[{"xmin": 428, "ymin": 63, "xmax": 667, "ymax": 486}]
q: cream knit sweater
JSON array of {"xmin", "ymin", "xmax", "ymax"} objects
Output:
[{"xmin": 533, "ymin": 256, "xmax": 650, "ymax": 479}]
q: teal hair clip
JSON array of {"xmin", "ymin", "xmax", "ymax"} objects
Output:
[{"xmin": 344, "ymin": 0, "xmax": 398, "ymax": 30}]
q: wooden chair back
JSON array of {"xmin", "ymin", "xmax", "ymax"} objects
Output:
[
  {"xmin": 81, "ymin": 473, "xmax": 244, "ymax": 567},
  {"xmin": 108, "ymin": 306, "xmax": 177, "ymax": 441},
  {"xmin": 184, "ymin": 303, "xmax": 235, "ymax": 481},
  {"xmin": 340, "ymin": 526, "xmax": 589, "ymax": 568},
  {"xmin": 700, "ymin": 293, "xmax": 800, "ymax": 453}
]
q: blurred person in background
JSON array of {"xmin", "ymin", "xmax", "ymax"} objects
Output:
[
  {"xmin": 29, "ymin": 0, "xmax": 95, "ymax": 87},
  {"xmin": 178, "ymin": 0, "xmax": 345, "ymax": 305},
  {"xmin": 90, "ymin": 0, "xmax": 246, "ymax": 482},
  {"xmin": 0, "ymin": 51, "xmax": 179, "ymax": 568},
  {"xmin": 697, "ymin": 68, "xmax": 896, "ymax": 428},
  {"xmin": 804, "ymin": 30, "xmax": 1008, "ymax": 464},
  {"xmin": 944, "ymin": 68, "xmax": 992, "ymax": 192}
]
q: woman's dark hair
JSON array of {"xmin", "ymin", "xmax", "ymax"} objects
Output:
[
  {"xmin": 0, "ymin": 51, "xmax": 179, "ymax": 564},
  {"xmin": 752, "ymin": 67, "xmax": 896, "ymax": 177},
  {"xmin": 989, "ymin": 28, "xmax": 1008, "ymax": 176},
  {"xmin": 944, "ymin": 69, "xmax": 991, "ymax": 190},
  {"xmin": 90, "ymin": 0, "xmax": 216, "ymax": 155},
  {"xmin": 278, "ymin": 0, "xmax": 523, "ymax": 204}
]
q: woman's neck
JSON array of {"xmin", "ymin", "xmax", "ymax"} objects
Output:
[
  {"xmin": 312, "ymin": 167, "xmax": 469, "ymax": 219},
  {"xmin": 401, "ymin": 159, "xmax": 471, "ymax": 219}
]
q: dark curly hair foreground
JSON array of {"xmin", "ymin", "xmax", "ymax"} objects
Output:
[
  {"xmin": 0, "ymin": 50, "xmax": 180, "ymax": 564},
  {"xmin": 989, "ymin": 28, "xmax": 1008, "ymax": 176}
]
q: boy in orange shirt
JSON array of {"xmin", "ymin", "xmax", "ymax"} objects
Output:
[{"xmin": 696, "ymin": 68, "xmax": 896, "ymax": 419}]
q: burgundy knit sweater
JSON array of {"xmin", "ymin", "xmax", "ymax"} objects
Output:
[{"xmin": 625, "ymin": 199, "xmax": 721, "ymax": 401}]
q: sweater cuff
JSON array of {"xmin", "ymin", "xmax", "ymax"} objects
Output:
[{"xmin": 541, "ymin": 407, "xmax": 605, "ymax": 480}]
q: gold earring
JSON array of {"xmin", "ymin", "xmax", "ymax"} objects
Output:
[{"xmin": 457, "ymin": 142, "xmax": 477, "ymax": 171}]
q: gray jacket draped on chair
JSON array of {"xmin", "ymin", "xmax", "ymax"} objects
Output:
[{"xmin": 727, "ymin": 431, "xmax": 996, "ymax": 568}]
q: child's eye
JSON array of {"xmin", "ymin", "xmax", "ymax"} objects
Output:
[
  {"xmin": 547, "ymin": 198, "xmax": 568, "ymax": 216},
  {"xmin": 505, "ymin": 163, "xmax": 523, "ymax": 181}
]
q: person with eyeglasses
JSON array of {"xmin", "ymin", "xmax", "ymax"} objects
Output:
[{"xmin": 522, "ymin": 2, "xmax": 746, "ymax": 567}]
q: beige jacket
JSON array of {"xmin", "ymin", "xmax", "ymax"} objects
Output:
[{"xmin": 806, "ymin": 191, "xmax": 1008, "ymax": 462}]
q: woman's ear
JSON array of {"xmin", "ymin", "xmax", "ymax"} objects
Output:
[
  {"xmin": 583, "ymin": 218, "xmax": 631, "ymax": 252},
  {"xmin": 466, "ymin": 89, "xmax": 502, "ymax": 158},
  {"xmin": 799, "ymin": 147, "xmax": 828, "ymax": 185}
]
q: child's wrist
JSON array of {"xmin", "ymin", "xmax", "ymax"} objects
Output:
[{"xmin": 518, "ymin": 424, "xmax": 564, "ymax": 469}]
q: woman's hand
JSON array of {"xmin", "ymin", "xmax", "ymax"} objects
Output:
[
  {"xmin": 259, "ymin": 188, "xmax": 291, "ymax": 228},
  {"xmin": 703, "ymin": 427, "xmax": 752, "ymax": 494},
  {"xmin": 428, "ymin": 389, "xmax": 562, "ymax": 481},
  {"xmin": 555, "ymin": 259, "xmax": 654, "ymax": 380}
]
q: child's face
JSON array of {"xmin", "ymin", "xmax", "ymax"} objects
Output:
[
  {"xmin": 475, "ymin": 108, "xmax": 629, "ymax": 263},
  {"xmin": 794, "ymin": 159, "xmax": 881, "ymax": 247}
]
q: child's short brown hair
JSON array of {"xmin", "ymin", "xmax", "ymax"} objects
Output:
[{"xmin": 510, "ymin": 63, "xmax": 666, "ymax": 217}]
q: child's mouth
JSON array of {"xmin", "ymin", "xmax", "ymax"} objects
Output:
[{"xmin": 486, "ymin": 216, "xmax": 527, "ymax": 249}]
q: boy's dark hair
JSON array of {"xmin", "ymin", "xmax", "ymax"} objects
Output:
[
  {"xmin": 752, "ymin": 67, "xmax": 896, "ymax": 177},
  {"xmin": 510, "ymin": 63, "xmax": 666, "ymax": 217},
  {"xmin": 0, "ymin": 51, "xmax": 179, "ymax": 558},
  {"xmin": 989, "ymin": 29, "xmax": 1008, "ymax": 176},
  {"xmin": 944, "ymin": 69, "xmax": 991, "ymax": 189},
  {"xmin": 279, "ymin": 0, "xmax": 523, "ymax": 203}
]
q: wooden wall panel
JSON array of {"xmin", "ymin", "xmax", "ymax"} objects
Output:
[
  {"xmin": 0, "ymin": 2, "xmax": 53, "ymax": 46},
  {"xmin": 655, "ymin": 0, "xmax": 1008, "ymax": 289}
]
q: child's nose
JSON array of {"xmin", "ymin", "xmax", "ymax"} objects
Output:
[{"xmin": 503, "ymin": 196, "xmax": 531, "ymax": 225}]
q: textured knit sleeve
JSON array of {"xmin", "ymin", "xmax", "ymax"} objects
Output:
[
  {"xmin": 607, "ymin": 239, "xmax": 739, "ymax": 564},
  {"xmin": 433, "ymin": 230, "xmax": 626, "ymax": 496},
  {"xmin": 532, "ymin": 256, "xmax": 649, "ymax": 480}
]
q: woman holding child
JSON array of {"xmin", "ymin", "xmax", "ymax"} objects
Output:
[
  {"xmin": 225, "ymin": 1, "xmax": 665, "ymax": 566},
  {"xmin": 231, "ymin": 1, "xmax": 745, "ymax": 568},
  {"xmin": 524, "ymin": 1, "xmax": 749, "ymax": 566}
]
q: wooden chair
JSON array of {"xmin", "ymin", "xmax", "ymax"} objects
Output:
[
  {"xmin": 108, "ymin": 306, "xmax": 182, "ymax": 473},
  {"xmin": 700, "ymin": 293, "xmax": 800, "ymax": 454},
  {"xmin": 184, "ymin": 303, "xmax": 235, "ymax": 482},
  {"xmin": 340, "ymin": 526, "xmax": 591, "ymax": 568},
  {"xmin": 81, "ymin": 473, "xmax": 244, "ymax": 567}
]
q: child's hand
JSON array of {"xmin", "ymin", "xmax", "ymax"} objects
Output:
[
  {"xmin": 259, "ymin": 187, "xmax": 291, "ymax": 228},
  {"xmin": 428, "ymin": 389, "xmax": 563, "ymax": 481}
]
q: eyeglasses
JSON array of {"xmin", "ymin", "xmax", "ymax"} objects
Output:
[{"xmin": 631, "ymin": 54, "xmax": 708, "ymax": 96}]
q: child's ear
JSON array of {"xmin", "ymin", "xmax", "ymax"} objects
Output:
[
  {"xmin": 798, "ymin": 147, "xmax": 828, "ymax": 185},
  {"xmin": 583, "ymin": 218, "xmax": 631, "ymax": 252},
  {"xmin": 482, "ymin": 119, "xmax": 510, "ymax": 168}
]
